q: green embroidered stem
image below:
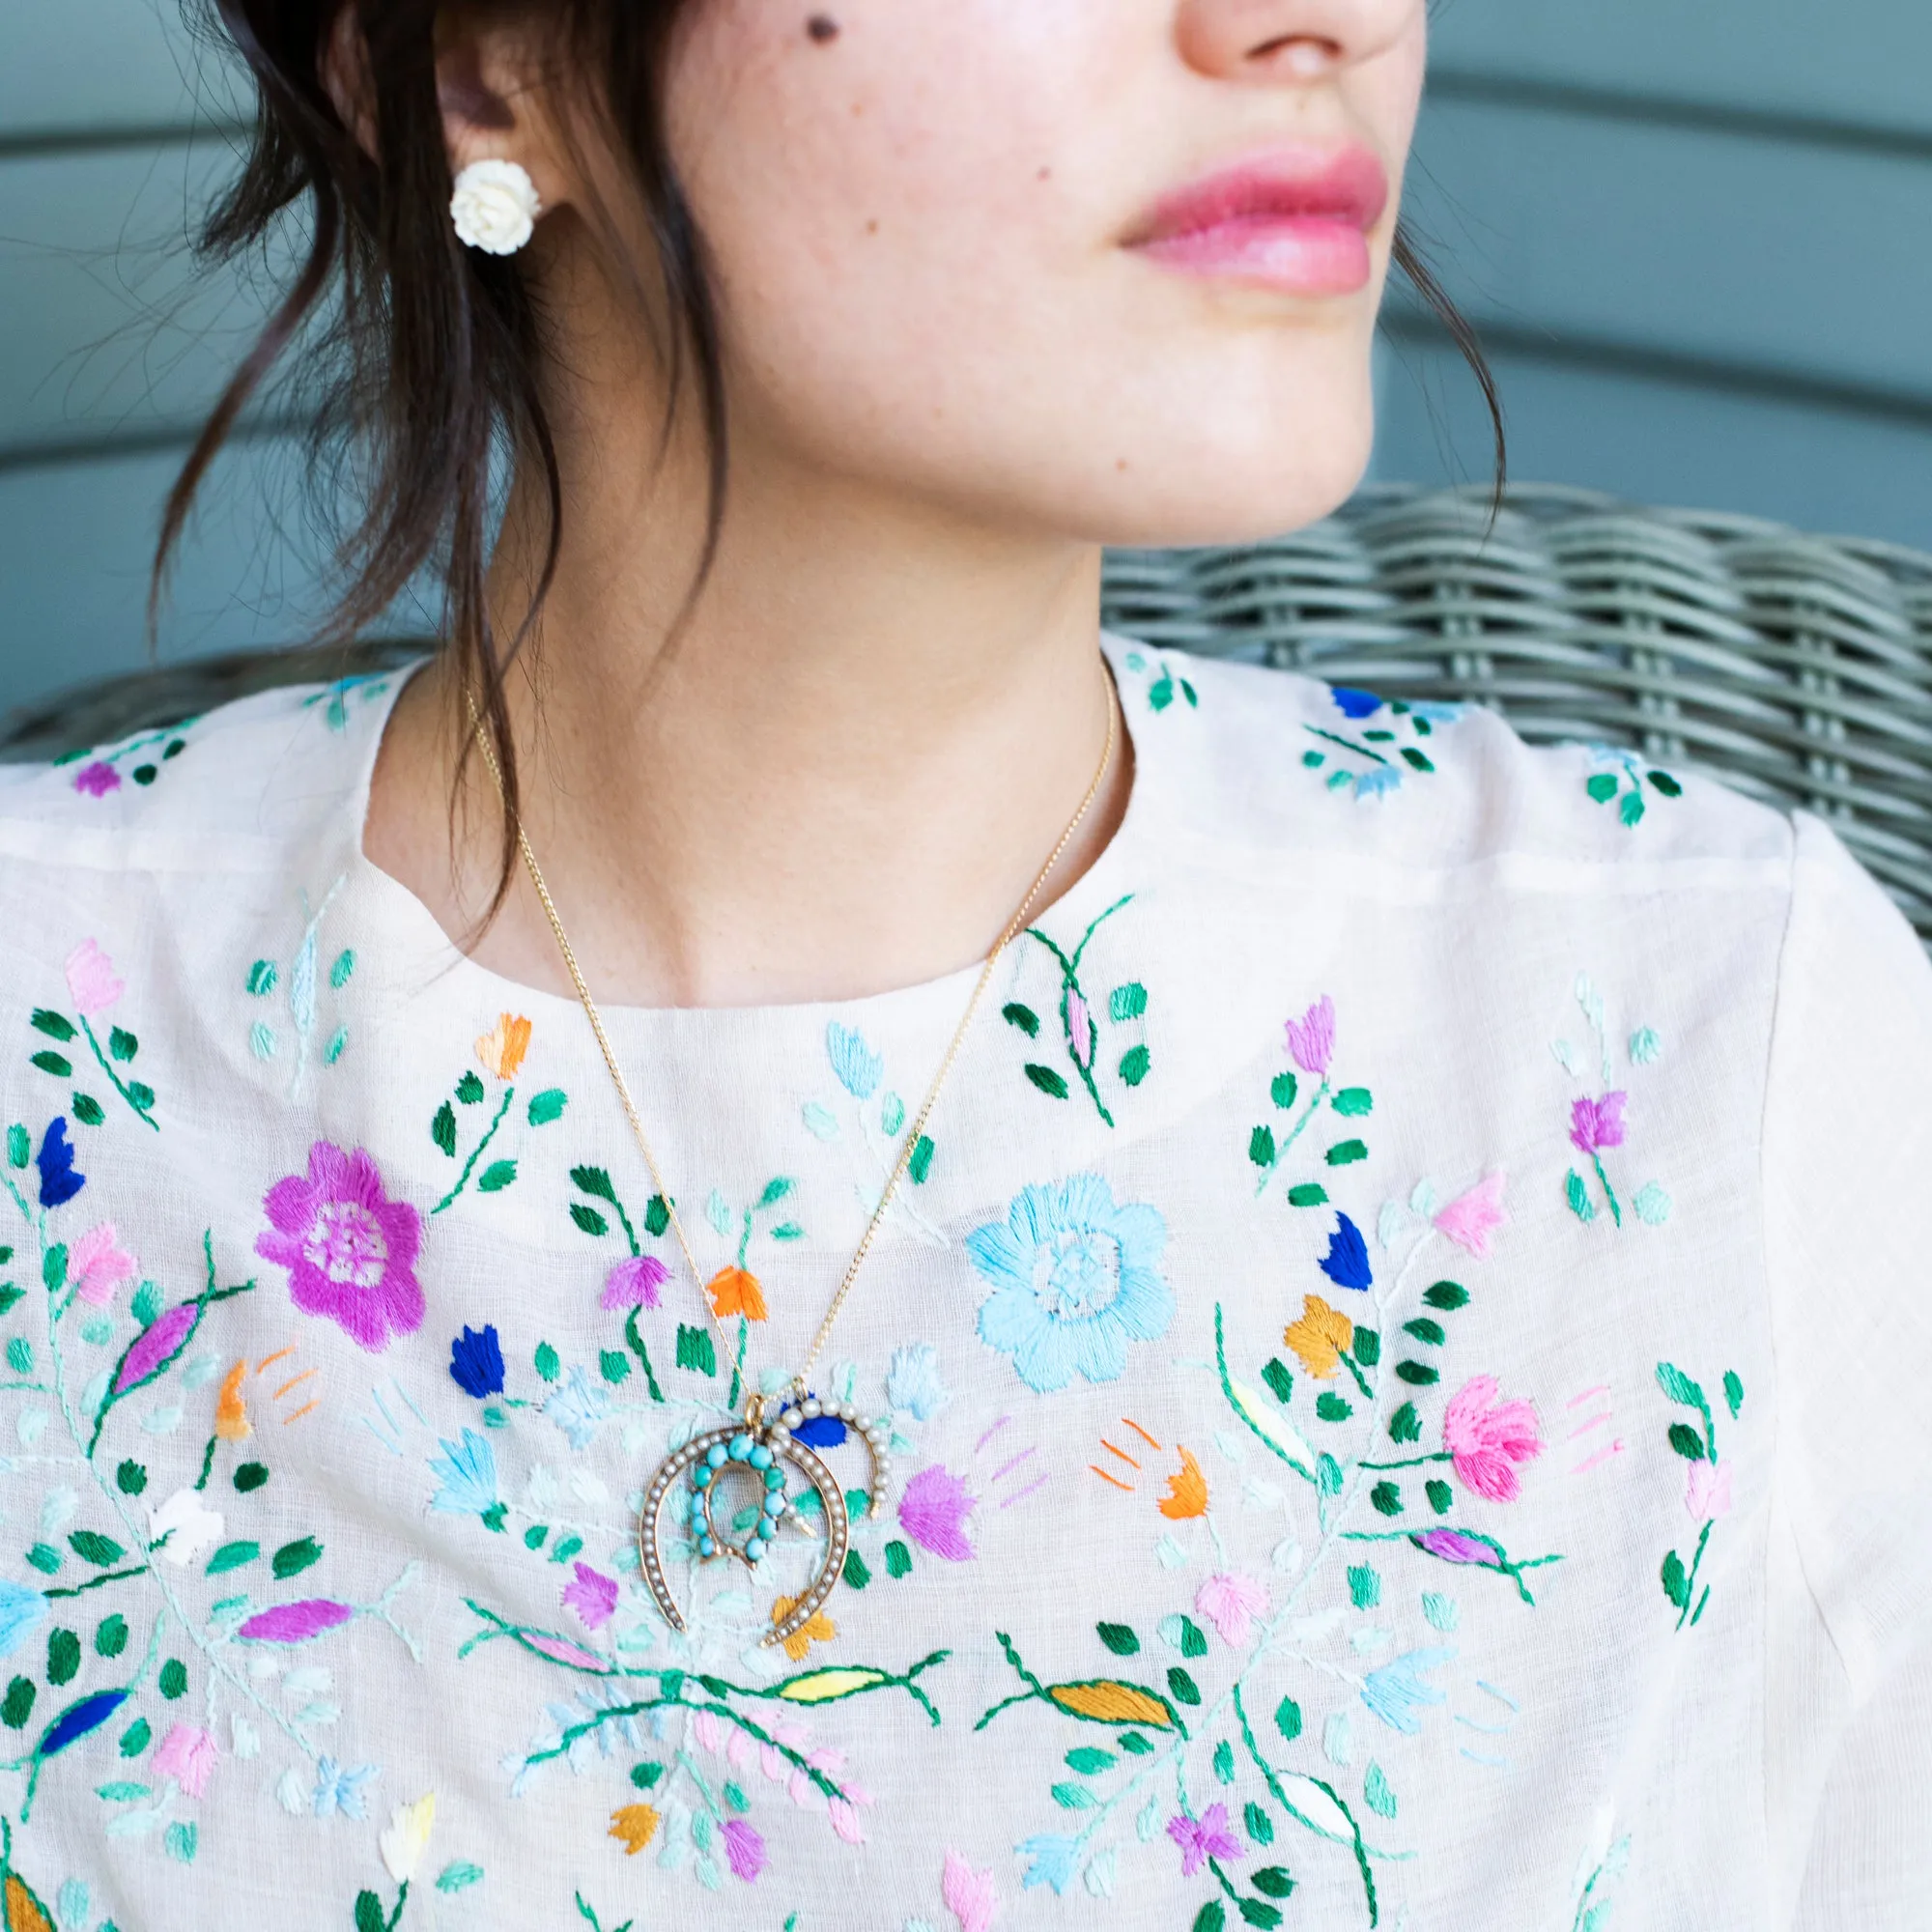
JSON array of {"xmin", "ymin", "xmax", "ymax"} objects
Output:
[
  {"xmin": 1676, "ymin": 1519, "xmax": 1714, "ymax": 1634},
  {"xmin": 623, "ymin": 1307, "xmax": 665, "ymax": 1404},
  {"xmin": 192, "ymin": 1433, "xmax": 218, "ymax": 1491},
  {"xmin": 1254, "ymin": 1081, "xmax": 1332, "ymax": 1198},
  {"xmin": 725, "ymin": 1315, "xmax": 749, "ymax": 1412},
  {"xmin": 1216, "ymin": 1304, "xmax": 1315, "ymax": 1486},
  {"xmin": 1024, "ymin": 895, "xmax": 1133, "ymax": 1127},
  {"xmin": 432, "ymin": 1087, "xmax": 515, "ymax": 1214},
  {"xmin": 1358, "ymin": 1452, "xmax": 1453, "ymax": 1473},
  {"xmin": 1591, "ymin": 1152, "xmax": 1623, "ymax": 1228},
  {"xmin": 1341, "ymin": 1352, "xmax": 1374, "ymax": 1402},
  {"xmin": 573, "ymin": 1894, "xmax": 634, "ymax": 1932},
  {"xmin": 43, "ymin": 1562, "xmax": 148, "ymax": 1600},
  {"xmin": 1341, "ymin": 1528, "xmax": 1563, "ymax": 1606},
  {"xmin": 975, "ymin": 1633, "xmax": 1050, "ymax": 1731},
  {"xmin": 1303, "ymin": 724, "xmax": 1390, "ymax": 767},
  {"xmin": 78, "ymin": 1015, "xmax": 158, "ymax": 1132}
]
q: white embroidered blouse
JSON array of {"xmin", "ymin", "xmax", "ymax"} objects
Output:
[{"xmin": 0, "ymin": 639, "xmax": 1927, "ymax": 1932}]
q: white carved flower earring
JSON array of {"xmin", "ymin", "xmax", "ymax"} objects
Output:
[{"xmin": 449, "ymin": 158, "xmax": 542, "ymax": 256}]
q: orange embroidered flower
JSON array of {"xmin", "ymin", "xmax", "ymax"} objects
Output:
[
  {"xmin": 474, "ymin": 1013, "xmax": 532, "ymax": 1081},
  {"xmin": 1047, "ymin": 1681, "xmax": 1177, "ymax": 1729},
  {"xmin": 1157, "ymin": 1445, "xmax": 1208, "ymax": 1520},
  {"xmin": 213, "ymin": 1359, "xmax": 252, "ymax": 1442},
  {"xmin": 1283, "ymin": 1294, "xmax": 1353, "ymax": 1380},
  {"xmin": 5, "ymin": 1873, "xmax": 55, "ymax": 1932},
  {"xmin": 608, "ymin": 1804, "xmax": 661, "ymax": 1856},
  {"xmin": 771, "ymin": 1594, "xmax": 838, "ymax": 1663},
  {"xmin": 707, "ymin": 1267, "xmax": 769, "ymax": 1323}
]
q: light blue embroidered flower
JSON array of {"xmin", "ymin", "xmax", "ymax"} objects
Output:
[
  {"xmin": 546, "ymin": 1364, "xmax": 609, "ymax": 1451},
  {"xmin": 826, "ymin": 1023, "xmax": 883, "ymax": 1100},
  {"xmin": 311, "ymin": 1755, "xmax": 380, "ymax": 1818},
  {"xmin": 1017, "ymin": 1833, "xmax": 1084, "ymax": 1894},
  {"xmin": 1360, "ymin": 1647, "xmax": 1455, "ymax": 1735},
  {"xmin": 427, "ymin": 1429, "xmax": 499, "ymax": 1518},
  {"xmin": 885, "ymin": 1343, "xmax": 950, "ymax": 1422},
  {"xmin": 0, "ymin": 1579, "xmax": 47, "ymax": 1658},
  {"xmin": 968, "ymin": 1175, "xmax": 1172, "ymax": 1395},
  {"xmin": 1353, "ymin": 767, "xmax": 1404, "ymax": 802}
]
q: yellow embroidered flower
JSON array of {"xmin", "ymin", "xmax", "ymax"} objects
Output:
[
  {"xmin": 1157, "ymin": 1445, "xmax": 1208, "ymax": 1520},
  {"xmin": 379, "ymin": 1793, "xmax": 436, "ymax": 1884},
  {"xmin": 609, "ymin": 1804, "xmax": 661, "ymax": 1856},
  {"xmin": 776, "ymin": 1666, "xmax": 888, "ymax": 1705},
  {"xmin": 474, "ymin": 1012, "xmax": 532, "ymax": 1081},
  {"xmin": 1283, "ymin": 1294, "xmax": 1354, "ymax": 1380},
  {"xmin": 213, "ymin": 1359, "xmax": 252, "ymax": 1441},
  {"xmin": 1047, "ymin": 1681, "xmax": 1177, "ymax": 1728},
  {"xmin": 771, "ymin": 1594, "xmax": 838, "ymax": 1663},
  {"xmin": 707, "ymin": 1266, "xmax": 769, "ymax": 1323}
]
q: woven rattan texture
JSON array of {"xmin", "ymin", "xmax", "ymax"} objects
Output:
[{"xmin": 1102, "ymin": 484, "xmax": 1932, "ymax": 943}]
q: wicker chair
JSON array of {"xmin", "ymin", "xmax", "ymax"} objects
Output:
[{"xmin": 6, "ymin": 481, "xmax": 1930, "ymax": 943}]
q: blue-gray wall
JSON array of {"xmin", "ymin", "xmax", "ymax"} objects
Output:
[{"xmin": 3, "ymin": 0, "xmax": 1929, "ymax": 717}]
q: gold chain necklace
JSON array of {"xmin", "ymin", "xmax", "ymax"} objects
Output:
[{"xmin": 467, "ymin": 671, "xmax": 1119, "ymax": 1645}]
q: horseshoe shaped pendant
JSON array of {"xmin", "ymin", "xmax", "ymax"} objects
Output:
[{"xmin": 639, "ymin": 1396, "xmax": 893, "ymax": 1650}]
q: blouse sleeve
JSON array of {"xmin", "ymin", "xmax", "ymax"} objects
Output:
[{"xmin": 1763, "ymin": 814, "xmax": 1932, "ymax": 1922}]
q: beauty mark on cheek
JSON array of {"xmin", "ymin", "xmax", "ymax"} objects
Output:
[{"xmin": 807, "ymin": 14, "xmax": 841, "ymax": 42}]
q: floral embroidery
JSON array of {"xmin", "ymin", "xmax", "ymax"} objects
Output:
[
  {"xmin": 800, "ymin": 1023, "xmax": 945, "ymax": 1249},
  {"xmin": 1249, "ymin": 996, "xmax": 1373, "ymax": 1209},
  {"xmin": 257, "ymin": 1142, "xmax": 425, "ymax": 1353},
  {"xmin": 243, "ymin": 885, "xmax": 357, "ymax": 1090},
  {"xmin": 1585, "ymin": 750, "xmax": 1682, "ymax": 828},
  {"xmin": 1002, "ymin": 897, "xmax": 1150, "ymax": 1124},
  {"xmin": 968, "ymin": 1175, "xmax": 1173, "ymax": 1394},
  {"xmin": 1300, "ymin": 689, "xmax": 1462, "ymax": 802},
  {"xmin": 943, "ymin": 1848, "xmax": 1001, "ymax": 1932},
  {"xmin": 1552, "ymin": 975, "xmax": 1671, "ymax": 1229},
  {"xmin": 301, "ymin": 671, "xmax": 393, "ymax": 732},
  {"xmin": 57, "ymin": 724, "xmax": 191, "ymax": 799},
  {"xmin": 1656, "ymin": 1362, "xmax": 1745, "ymax": 1631},
  {"xmin": 428, "ymin": 1013, "xmax": 567, "ymax": 1213},
  {"xmin": 1120, "ymin": 649, "xmax": 1199, "ymax": 715},
  {"xmin": 27, "ymin": 942, "xmax": 159, "ymax": 1132}
]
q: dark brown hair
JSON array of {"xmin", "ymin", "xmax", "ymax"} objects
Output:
[{"xmin": 165, "ymin": 1, "xmax": 1503, "ymax": 901}]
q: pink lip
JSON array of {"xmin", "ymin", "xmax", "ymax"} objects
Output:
[{"xmin": 1127, "ymin": 146, "xmax": 1389, "ymax": 296}]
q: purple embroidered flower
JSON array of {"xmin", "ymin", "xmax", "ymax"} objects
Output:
[
  {"xmin": 448, "ymin": 1323, "xmax": 505, "ymax": 1398},
  {"xmin": 898, "ymin": 1465, "xmax": 976, "ymax": 1561},
  {"xmin": 1167, "ymin": 1803, "xmax": 1241, "ymax": 1877},
  {"xmin": 601, "ymin": 1254, "xmax": 669, "ymax": 1313},
  {"xmin": 36, "ymin": 1118, "xmax": 85, "ymax": 1210},
  {"xmin": 113, "ymin": 1301, "xmax": 201, "ymax": 1396},
  {"xmin": 1284, "ymin": 996, "xmax": 1336, "ymax": 1079},
  {"xmin": 1411, "ymin": 1528, "xmax": 1504, "ymax": 1569},
  {"xmin": 561, "ymin": 1562, "xmax": 619, "ymax": 1632},
  {"xmin": 238, "ymin": 1600, "xmax": 355, "ymax": 1644},
  {"xmin": 1330, "ymin": 687, "xmax": 1383, "ymax": 721},
  {"xmin": 256, "ymin": 1141, "xmax": 424, "ymax": 1353},
  {"xmin": 721, "ymin": 1817, "xmax": 768, "ymax": 1883},
  {"xmin": 1569, "ymin": 1093, "xmax": 1628, "ymax": 1157},
  {"xmin": 1066, "ymin": 990, "xmax": 1094, "ymax": 1070},
  {"xmin": 71, "ymin": 760, "xmax": 122, "ymax": 798},
  {"xmin": 1318, "ymin": 1211, "xmax": 1373, "ymax": 1293}
]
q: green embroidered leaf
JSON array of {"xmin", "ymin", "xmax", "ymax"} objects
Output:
[
  {"xmin": 907, "ymin": 1135, "xmax": 936, "ymax": 1184},
  {"xmin": 355, "ymin": 1889, "xmax": 386, "ymax": 1932},
  {"xmin": 1025, "ymin": 1064, "xmax": 1069, "ymax": 1100},
  {"xmin": 94, "ymin": 1613, "xmax": 128, "ymax": 1659},
  {"xmin": 534, "ymin": 1342, "xmax": 560, "ymax": 1382},
  {"xmin": 1403, "ymin": 1318, "xmax": 1446, "ymax": 1348},
  {"xmin": 22, "ymin": 1544, "xmax": 57, "ymax": 1577},
  {"xmin": 1002, "ymin": 1002, "xmax": 1040, "ymax": 1038},
  {"xmin": 1251, "ymin": 1867, "xmax": 1295, "ymax": 1899},
  {"xmin": 569, "ymin": 1203, "xmax": 610, "ymax": 1237},
  {"xmin": 1620, "ymin": 790, "xmax": 1647, "ymax": 828},
  {"xmin": 1316, "ymin": 1454, "xmax": 1344, "ymax": 1497},
  {"xmin": 1364, "ymin": 1763, "xmax": 1398, "ymax": 1819},
  {"xmin": 1425, "ymin": 1480, "xmax": 1453, "ymax": 1516},
  {"xmin": 1661, "ymin": 1548, "xmax": 1690, "ymax": 1609},
  {"xmin": 1422, "ymin": 1281, "xmax": 1468, "ymax": 1311},
  {"xmin": 570, "ymin": 1166, "xmax": 617, "ymax": 1203},
  {"xmin": 157, "ymin": 1659, "xmax": 187, "ymax": 1700},
  {"xmin": 6, "ymin": 1125, "xmax": 27, "ymax": 1169},
  {"xmin": 758, "ymin": 1177, "xmax": 796, "ymax": 1208},
  {"xmin": 1110, "ymin": 982, "xmax": 1149, "ymax": 1023},
  {"xmin": 629, "ymin": 1762, "xmax": 664, "ymax": 1791},
  {"xmin": 1723, "ymin": 1371, "xmax": 1745, "ymax": 1419},
  {"xmin": 1286, "ymin": 1183, "xmax": 1328, "ymax": 1208},
  {"xmin": 879, "ymin": 1092, "xmax": 905, "ymax": 1138},
  {"xmin": 1119, "ymin": 1044, "xmax": 1151, "ymax": 1088},
  {"xmin": 3, "ymin": 1678, "xmax": 35, "ymax": 1728},
  {"xmin": 599, "ymin": 1350, "xmax": 631, "ymax": 1385},
  {"xmin": 1586, "ymin": 773, "xmax": 1620, "ymax": 804},
  {"xmin": 1119, "ymin": 1731, "xmax": 1152, "ymax": 1755},
  {"xmin": 205, "ymin": 1540, "xmax": 259, "ymax": 1576},
  {"xmin": 42, "ymin": 1246, "xmax": 66, "ymax": 1293},
  {"xmin": 1248, "ymin": 1125, "xmax": 1276, "ymax": 1168},
  {"xmin": 271, "ymin": 1537, "xmax": 323, "ymax": 1579},
  {"xmin": 1272, "ymin": 1694, "xmax": 1303, "ymax": 1743},
  {"xmin": 1400, "ymin": 748, "xmax": 1435, "ymax": 775},
  {"xmin": 1165, "ymin": 1666, "xmax": 1201, "ymax": 1707},
  {"xmin": 841, "ymin": 1548, "xmax": 871, "ymax": 1590},
  {"xmin": 550, "ymin": 1535, "xmax": 583, "ymax": 1566},
  {"xmin": 107, "ymin": 1027, "xmax": 139, "ymax": 1064},
  {"xmin": 1348, "ymin": 1564, "xmax": 1381, "ymax": 1610},
  {"xmin": 1370, "ymin": 1481, "xmax": 1403, "ymax": 1517},
  {"xmin": 884, "ymin": 1540, "xmax": 913, "ymax": 1578},
  {"xmin": 1332, "ymin": 1088, "xmax": 1374, "ymax": 1118},
  {"xmin": 1096, "ymin": 1622, "xmax": 1140, "ymax": 1657},
  {"xmin": 233, "ymin": 1463, "xmax": 269, "ymax": 1492},
  {"xmin": 119, "ymin": 1717, "xmax": 151, "ymax": 1756},
  {"xmin": 9, "ymin": 1337, "xmax": 34, "ymax": 1377},
  {"xmin": 1667, "ymin": 1423, "xmax": 1708, "ymax": 1463},
  {"xmin": 1212, "ymin": 1739, "xmax": 1236, "ymax": 1783},
  {"xmin": 431, "ymin": 1102, "xmax": 457, "ymax": 1157},
  {"xmin": 30, "ymin": 1051, "xmax": 73, "ymax": 1079},
  {"xmin": 1656, "ymin": 1363, "xmax": 1707, "ymax": 1413},
  {"xmin": 30, "ymin": 1010, "xmax": 77, "ymax": 1043},
  {"xmin": 46, "ymin": 1628, "xmax": 80, "ymax": 1686},
  {"xmin": 1050, "ymin": 1781, "xmax": 1096, "ymax": 1810},
  {"xmin": 477, "ymin": 1160, "xmax": 517, "ymax": 1193},
  {"xmin": 1350, "ymin": 1327, "xmax": 1380, "ymax": 1367},
  {"xmin": 95, "ymin": 1780, "xmax": 151, "ymax": 1803},
  {"xmin": 1176, "ymin": 1616, "xmax": 1208, "ymax": 1659},
  {"xmin": 526, "ymin": 1089, "xmax": 567, "ymax": 1125},
  {"xmin": 69, "ymin": 1530, "xmax": 126, "ymax": 1568},
  {"xmin": 1324, "ymin": 1139, "xmax": 1368, "ymax": 1167},
  {"xmin": 1269, "ymin": 1071, "xmax": 1299, "ymax": 1110},
  {"xmin": 126, "ymin": 1081, "xmax": 156, "ymax": 1111},
  {"xmin": 1192, "ymin": 1905, "xmax": 1227, "ymax": 1932},
  {"xmin": 245, "ymin": 960, "xmax": 278, "ymax": 997},
  {"xmin": 1244, "ymin": 1801, "xmax": 1275, "ymax": 1845},
  {"xmin": 524, "ymin": 1525, "xmax": 548, "ymax": 1551},
  {"xmin": 436, "ymin": 1861, "xmax": 485, "ymax": 1894},
  {"xmin": 1646, "ymin": 769, "xmax": 1683, "ymax": 799},
  {"xmin": 456, "ymin": 1071, "xmax": 486, "ymax": 1105},
  {"xmin": 770, "ymin": 1222, "xmax": 805, "ymax": 1242},
  {"xmin": 1315, "ymin": 1393, "xmax": 1351, "ymax": 1424},
  {"xmin": 1395, "ymin": 1361, "xmax": 1438, "ymax": 1386},
  {"xmin": 1260, "ymin": 1358, "xmax": 1293, "ymax": 1407},
  {"xmin": 645, "ymin": 1195, "xmax": 671, "ymax": 1237},
  {"xmin": 0, "ymin": 1287, "xmax": 17, "ymax": 1321},
  {"xmin": 1065, "ymin": 1747, "xmax": 1116, "ymax": 1775},
  {"xmin": 1149, "ymin": 675, "xmax": 1175, "ymax": 712},
  {"xmin": 1565, "ymin": 1169, "xmax": 1595, "ymax": 1221},
  {"xmin": 676, "ymin": 1325, "xmax": 716, "ymax": 1377},
  {"xmin": 329, "ymin": 949, "xmax": 356, "ymax": 990}
]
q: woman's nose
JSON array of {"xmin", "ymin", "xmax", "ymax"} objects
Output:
[{"xmin": 1173, "ymin": 0, "xmax": 1420, "ymax": 81}]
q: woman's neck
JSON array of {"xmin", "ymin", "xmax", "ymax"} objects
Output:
[{"xmin": 364, "ymin": 424, "xmax": 1126, "ymax": 1010}]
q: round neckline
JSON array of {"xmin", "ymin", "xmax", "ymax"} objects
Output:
[{"xmin": 338, "ymin": 635, "xmax": 1165, "ymax": 1036}]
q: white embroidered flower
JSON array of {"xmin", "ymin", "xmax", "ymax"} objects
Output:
[
  {"xmin": 146, "ymin": 1487, "xmax": 224, "ymax": 1567},
  {"xmin": 449, "ymin": 159, "xmax": 540, "ymax": 255},
  {"xmin": 380, "ymin": 1792, "xmax": 437, "ymax": 1883}
]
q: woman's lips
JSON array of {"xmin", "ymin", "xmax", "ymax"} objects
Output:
[{"xmin": 1127, "ymin": 146, "xmax": 1389, "ymax": 296}]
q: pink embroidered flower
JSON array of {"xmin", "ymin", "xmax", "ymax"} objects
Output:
[
  {"xmin": 1569, "ymin": 1093, "xmax": 1628, "ymax": 1156},
  {"xmin": 1685, "ymin": 1460, "xmax": 1733, "ymax": 1524},
  {"xmin": 721, "ymin": 1817, "xmax": 768, "ymax": 1883},
  {"xmin": 1442, "ymin": 1376, "xmax": 1544, "ymax": 1504},
  {"xmin": 238, "ymin": 1599, "xmax": 354, "ymax": 1644},
  {"xmin": 70, "ymin": 1222, "xmax": 137, "ymax": 1308},
  {"xmin": 1195, "ymin": 1573, "xmax": 1268, "ymax": 1648},
  {"xmin": 71, "ymin": 761, "xmax": 121, "ymax": 798},
  {"xmin": 943, "ymin": 1849, "xmax": 1000, "ymax": 1932},
  {"xmin": 525, "ymin": 1633, "xmax": 608, "ymax": 1671},
  {"xmin": 1167, "ymin": 1803, "xmax": 1241, "ymax": 1878},
  {"xmin": 1284, "ymin": 996, "xmax": 1336, "ymax": 1078},
  {"xmin": 256, "ymin": 1141, "xmax": 424, "ymax": 1353},
  {"xmin": 65, "ymin": 939, "xmax": 125, "ymax": 1016},
  {"xmin": 899, "ymin": 1464, "xmax": 977, "ymax": 1562},
  {"xmin": 601, "ymin": 1253, "xmax": 669, "ymax": 1312},
  {"xmin": 154, "ymin": 1722, "xmax": 218, "ymax": 1799},
  {"xmin": 561, "ymin": 1562, "xmax": 619, "ymax": 1631},
  {"xmin": 826, "ymin": 1796, "xmax": 866, "ymax": 1845},
  {"xmin": 1066, "ymin": 991, "xmax": 1094, "ymax": 1070},
  {"xmin": 1433, "ymin": 1172, "xmax": 1508, "ymax": 1262}
]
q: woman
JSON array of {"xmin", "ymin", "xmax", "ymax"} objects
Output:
[{"xmin": 1, "ymin": 2, "xmax": 1926, "ymax": 1926}]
